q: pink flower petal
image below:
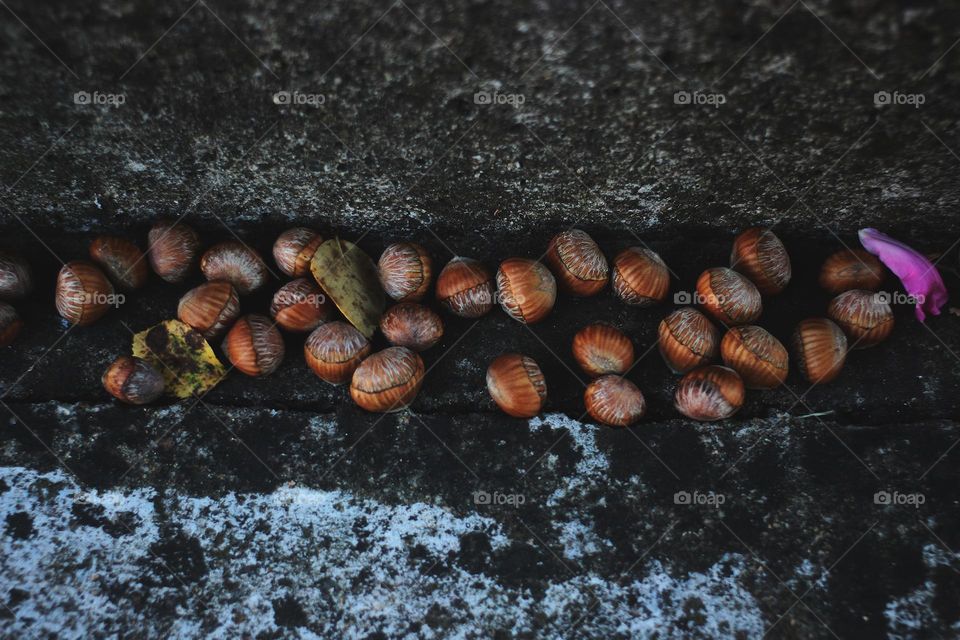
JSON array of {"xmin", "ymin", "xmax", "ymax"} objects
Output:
[{"xmin": 858, "ymin": 228, "xmax": 948, "ymax": 322}]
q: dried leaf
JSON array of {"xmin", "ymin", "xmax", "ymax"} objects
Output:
[
  {"xmin": 310, "ymin": 238, "xmax": 386, "ymax": 337},
  {"xmin": 132, "ymin": 319, "xmax": 226, "ymax": 398}
]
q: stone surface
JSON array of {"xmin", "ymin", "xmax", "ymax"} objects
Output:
[{"xmin": 2, "ymin": 0, "xmax": 960, "ymax": 638}]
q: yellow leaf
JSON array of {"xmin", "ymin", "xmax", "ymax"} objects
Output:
[
  {"xmin": 310, "ymin": 238, "xmax": 386, "ymax": 337},
  {"xmin": 132, "ymin": 319, "xmax": 226, "ymax": 398}
]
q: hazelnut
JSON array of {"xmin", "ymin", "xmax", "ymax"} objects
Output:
[
  {"xmin": 819, "ymin": 249, "xmax": 885, "ymax": 294},
  {"xmin": 720, "ymin": 325, "xmax": 788, "ymax": 389},
  {"xmin": 827, "ymin": 289, "xmax": 894, "ymax": 349},
  {"xmin": 89, "ymin": 236, "xmax": 149, "ymax": 290},
  {"xmin": 584, "ymin": 375, "xmax": 646, "ymax": 427},
  {"xmin": 0, "ymin": 302, "xmax": 23, "ymax": 347},
  {"xmin": 792, "ymin": 318, "xmax": 847, "ymax": 384},
  {"xmin": 223, "ymin": 314, "xmax": 285, "ymax": 377},
  {"xmin": 0, "ymin": 250, "xmax": 33, "ymax": 299},
  {"xmin": 304, "ymin": 321, "xmax": 372, "ymax": 384},
  {"xmin": 350, "ymin": 346, "xmax": 425, "ymax": 413},
  {"xmin": 102, "ymin": 356, "xmax": 165, "ymax": 405},
  {"xmin": 147, "ymin": 221, "xmax": 201, "ymax": 283},
  {"xmin": 201, "ymin": 241, "xmax": 270, "ymax": 294},
  {"xmin": 178, "ymin": 281, "xmax": 241, "ymax": 339},
  {"xmin": 658, "ymin": 307, "xmax": 719, "ymax": 374},
  {"xmin": 674, "ymin": 365, "xmax": 745, "ymax": 422},
  {"xmin": 378, "ymin": 242, "xmax": 433, "ymax": 302},
  {"xmin": 436, "ymin": 257, "xmax": 494, "ymax": 318},
  {"xmin": 545, "ymin": 230, "xmax": 608, "ymax": 296},
  {"xmin": 270, "ymin": 278, "xmax": 331, "ymax": 332},
  {"xmin": 273, "ymin": 228, "xmax": 323, "ymax": 277},
  {"xmin": 55, "ymin": 261, "xmax": 115, "ymax": 326},
  {"xmin": 379, "ymin": 303, "xmax": 444, "ymax": 352},
  {"xmin": 612, "ymin": 247, "xmax": 670, "ymax": 306},
  {"xmin": 730, "ymin": 227, "xmax": 791, "ymax": 295},
  {"xmin": 496, "ymin": 258, "xmax": 557, "ymax": 324},
  {"xmin": 696, "ymin": 267, "xmax": 762, "ymax": 326},
  {"xmin": 486, "ymin": 353, "xmax": 547, "ymax": 418},
  {"xmin": 572, "ymin": 322, "xmax": 634, "ymax": 377}
]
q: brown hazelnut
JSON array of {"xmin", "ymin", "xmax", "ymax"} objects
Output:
[
  {"xmin": 0, "ymin": 250, "xmax": 33, "ymax": 299},
  {"xmin": 55, "ymin": 261, "xmax": 116, "ymax": 326},
  {"xmin": 584, "ymin": 375, "xmax": 646, "ymax": 427},
  {"xmin": 350, "ymin": 346, "xmax": 425, "ymax": 413},
  {"xmin": 147, "ymin": 221, "xmax": 200, "ymax": 283},
  {"xmin": 201, "ymin": 241, "xmax": 270, "ymax": 295},
  {"xmin": 720, "ymin": 325, "xmax": 788, "ymax": 389},
  {"xmin": 572, "ymin": 322, "xmax": 634, "ymax": 377},
  {"xmin": 89, "ymin": 236, "xmax": 149, "ymax": 290},
  {"xmin": 827, "ymin": 289, "xmax": 894, "ymax": 349},
  {"xmin": 379, "ymin": 303, "xmax": 444, "ymax": 351},
  {"xmin": 819, "ymin": 249, "xmax": 885, "ymax": 294},
  {"xmin": 612, "ymin": 247, "xmax": 670, "ymax": 306},
  {"xmin": 223, "ymin": 314, "xmax": 285, "ymax": 377},
  {"xmin": 0, "ymin": 302, "xmax": 23, "ymax": 347},
  {"xmin": 696, "ymin": 267, "xmax": 762, "ymax": 326},
  {"xmin": 270, "ymin": 278, "xmax": 331, "ymax": 333},
  {"xmin": 658, "ymin": 307, "xmax": 719, "ymax": 374},
  {"xmin": 545, "ymin": 230, "xmax": 608, "ymax": 296},
  {"xmin": 178, "ymin": 281, "xmax": 241, "ymax": 339},
  {"xmin": 273, "ymin": 228, "xmax": 323, "ymax": 278},
  {"xmin": 486, "ymin": 353, "xmax": 547, "ymax": 418},
  {"xmin": 674, "ymin": 365, "xmax": 745, "ymax": 422},
  {"xmin": 304, "ymin": 321, "xmax": 372, "ymax": 384},
  {"xmin": 730, "ymin": 227, "xmax": 791, "ymax": 295},
  {"xmin": 792, "ymin": 318, "xmax": 847, "ymax": 384},
  {"xmin": 496, "ymin": 258, "xmax": 557, "ymax": 324},
  {"xmin": 436, "ymin": 257, "xmax": 494, "ymax": 318},
  {"xmin": 378, "ymin": 242, "xmax": 433, "ymax": 302},
  {"xmin": 102, "ymin": 355, "xmax": 165, "ymax": 404}
]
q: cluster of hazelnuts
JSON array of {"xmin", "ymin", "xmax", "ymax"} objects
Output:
[
  {"xmin": 1, "ymin": 224, "xmax": 892, "ymax": 423},
  {"xmin": 0, "ymin": 250, "xmax": 32, "ymax": 348},
  {"xmin": 483, "ymin": 228, "xmax": 892, "ymax": 426}
]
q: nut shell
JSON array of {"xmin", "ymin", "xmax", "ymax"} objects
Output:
[
  {"xmin": 696, "ymin": 267, "xmax": 762, "ymax": 326},
  {"xmin": 658, "ymin": 307, "xmax": 719, "ymax": 374},
  {"xmin": 0, "ymin": 250, "xmax": 33, "ymax": 299},
  {"xmin": 545, "ymin": 230, "xmax": 608, "ymax": 296},
  {"xmin": 147, "ymin": 221, "xmax": 200, "ymax": 283},
  {"xmin": 436, "ymin": 257, "xmax": 494, "ymax": 318},
  {"xmin": 827, "ymin": 289, "xmax": 894, "ymax": 349},
  {"xmin": 496, "ymin": 258, "xmax": 557, "ymax": 324},
  {"xmin": 102, "ymin": 355, "xmax": 165, "ymax": 405},
  {"xmin": 201, "ymin": 241, "xmax": 270, "ymax": 295},
  {"xmin": 89, "ymin": 236, "xmax": 149, "ymax": 290},
  {"xmin": 584, "ymin": 375, "xmax": 646, "ymax": 427},
  {"xmin": 612, "ymin": 247, "xmax": 670, "ymax": 306},
  {"xmin": 223, "ymin": 314, "xmax": 285, "ymax": 377},
  {"xmin": 178, "ymin": 281, "xmax": 241, "ymax": 339},
  {"xmin": 350, "ymin": 346, "xmax": 425, "ymax": 413},
  {"xmin": 720, "ymin": 325, "xmax": 788, "ymax": 389},
  {"xmin": 0, "ymin": 302, "xmax": 23, "ymax": 347},
  {"xmin": 572, "ymin": 322, "xmax": 634, "ymax": 377},
  {"xmin": 730, "ymin": 228, "xmax": 791, "ymax": 295},
  {"xmin": 270, "ymin": 278, "xmax": 331, "ymax": 332},
  {"xmin": 486, "ymin": 353, "xmax": 547, "ymax": 418},
  {"xmin": 792, "ymin": 318, "xmax": 848, "ymax": 384},
  {"xmin": 379, "ymin": 303, "xmax": 444, "ymax": 351},
  {"xmin": 304, "ymin": 321, "xmax": 372, "ymax": 384},
  {"xmin": 819, "ymin": 249, "xmax": 885, "ymax": 294},
  {"xmin": 55, "ymin": 261, "xmax": 115, "ymax": 326},
  {"xmin": 273, "ymin": 228, "xmax": 323, "ymax": 277},
  {"xmin": 379, "ymin": 243, "xmax": 433, "ymax": 302},
  {"xmin": 674, "ymin": 365, "xmax": 745, "ymax": 422}
]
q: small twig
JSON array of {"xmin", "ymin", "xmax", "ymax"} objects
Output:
[{"xmin": 795, "ymin": 410, "xmax": 836, "ymax": 419}]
